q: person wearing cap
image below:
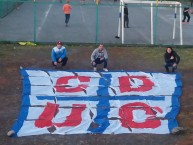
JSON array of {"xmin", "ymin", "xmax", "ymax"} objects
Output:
[
  {"xmin": 63, "ymin": 0, "xmax": 72, "ymax": 27},
  {"xmin": 164, "ymin": 47, "xmax": 180, "ymax": 73},
  {"xmin": 91, "ymin": 44, "xmax": 108, "ymax": 72},
  {"xmin": 51, "ymin": 41, "xmax": 68, "ymax": 68}
]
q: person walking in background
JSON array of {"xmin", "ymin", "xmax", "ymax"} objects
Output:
[
  {"xmin": 51, "ymin": 41, "xmax": 68, "ymax": 69},
  {"xmin": 124, "ymin": 4, "xmax": 129, "ymax": 28},
  {"xmin": 182, "ymin": 7, "xmax": 190, "ymax": 23},
  {"xmin": 91, "ymin": 44, "xmax": 108, "ymax": 72},
  {"xmin": 164, "ymin": 47, "xmax": 180, "ymax": 73},
  {"xmin": 63, "ymin": 0, "xmax": 72, "ymax": 27}
]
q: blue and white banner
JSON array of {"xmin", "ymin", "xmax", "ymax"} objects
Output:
[{"xmin": 11, "ymin": 69, "xmax": 182, "ymax": 137}]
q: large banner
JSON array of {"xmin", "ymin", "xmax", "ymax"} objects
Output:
[{"xmin": 11, "ymin": 69, "xmax": 182, "ymax": 137}]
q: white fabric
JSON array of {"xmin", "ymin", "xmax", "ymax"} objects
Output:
[
  {"xmin": 103, "ymin": 120, "xmax": 170, "ymax": 134},
  {"xmin": 108, "ymin": 86, "xmax": 177, "ymax": 96},
  {"xmin": 56, "ymin": 100, "xmax": 90, "ymax": 107},
  {"xmin": 17, "ymin": 121, "xmax": 50, "ymax": 137},
  {"xmin": 23, "ymin": 95, "xmax": 55, "ymax": 106},
  {"xmin": 51, "ymin": 77, "xmax": 107, "ymax": 87},
  {"xmin": 47, "ymin": 71, "xmax": 75, "ymax": 78},
  {"xmin": 27, "ymin": 77, "xmax": 52, "ymax": 86},
  {"xmin": 30, "ymin": 86, "xmax": 54, "ymax": 96},
  {"xmin": 14, "ymin": 70, "xmax": 181, "ymax": 136},
  {"xmin": 24, "ymin": 70, "xmax": 48, "ymax": 77},
  {"xmin": 24, "ymin": 71, "xmax": 181, "ymax": 97}
]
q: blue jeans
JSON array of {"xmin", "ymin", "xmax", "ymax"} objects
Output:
[
  {"xmin": 65, "ymin": 14, "xmax": 70, "ymax": 24},
  {"xmin": 165, "ymin": 62, "xmax": 177, "ymax": 72},
  {"xmin": 52, "ymin": 57, "xmax": 68, "ymax": 66},
  {"xmin": 92, "ymin": 58, "xmax": 108, "ymax": 68}
]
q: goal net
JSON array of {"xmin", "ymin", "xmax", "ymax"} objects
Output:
[{"xmin": 117, "ymin": 0, "xmax": 183, "ymax": 45}]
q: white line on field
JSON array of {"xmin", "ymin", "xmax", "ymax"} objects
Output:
[
  {"xmin": 37, "ymin": 0, "xmax": 55, "ymax": 38},
  {"xmin": 80, "ymin": 6, "xmax": 86, "ymax": 23}
]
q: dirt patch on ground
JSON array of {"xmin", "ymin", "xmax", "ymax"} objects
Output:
[{"xmin": 0, "ymin": 44, "xmax": 193, "ymax": 145}]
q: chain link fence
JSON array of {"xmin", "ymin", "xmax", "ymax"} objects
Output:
[{"xmin": 0, "ymin": 0, "xmax": 193, "ymax": 45}]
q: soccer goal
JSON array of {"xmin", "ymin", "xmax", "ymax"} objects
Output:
[{"xmin": 117, "ymin": 0, "xmax": 183, "ymax": 45}]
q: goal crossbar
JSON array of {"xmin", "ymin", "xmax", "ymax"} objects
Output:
[
  {"xmin": 117, "ymin": 0, "xmax": 183, "ymax": 45},
  {"xmin": 122, "ymin": 0, "xmax": 181, "ymax": 5}
]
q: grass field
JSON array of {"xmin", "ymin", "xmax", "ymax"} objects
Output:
[{"xmin": 0, "ymin": 44, "xmax": 193, "ymax": 145}]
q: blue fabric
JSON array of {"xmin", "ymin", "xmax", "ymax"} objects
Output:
[
  {"xmin": 88, "ymin": 98, "xmax": 110, "ymax": 133},
  {"xmin": 11, "ymin": 106, "xmax": 29, "ymax": 137},
  {"xmin": 168, "ymin": 119, "xmax": 179, "ymax": 133}
]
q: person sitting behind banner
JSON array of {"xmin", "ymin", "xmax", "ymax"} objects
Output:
[
  {"xmin": 51, "ymin": 41, "xmax": 68, "ymax": 69},
  {"xmin": 164, "ymin": 47, "xmax": 180, "ymax": 73},
  {"xmin": 91, "ymin": 44, "xmax": 108, "ymax": 72}
]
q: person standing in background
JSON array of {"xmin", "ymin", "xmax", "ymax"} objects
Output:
[
  {"xmin": 63, "ymin": 0, "xmax": 72, "ymax": 27},
  {"xmin": 124, "ymin": 4, "xmax": 129, "ymax": 28},
  {"xmin": 182, "ymin": 7, "xmax": 190, "ymax": 23}
]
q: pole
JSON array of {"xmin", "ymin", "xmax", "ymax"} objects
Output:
[
  {"xmin": 121, "ymin": 2, "xmax": 124, "ymax": 44},
  {"xmin": 95, "ymin": 4, "xmax": 99, "ymax": 44},
  {"xmin": 172, "ymin": 4, "xmax": 177, "ymax": 39},
  {"xmin": 154, "ymin": 0, "xmax": 159, "ymax": 45},
  {"xmin": 179, "ymin": 3, "xmax": 183, "ymax": 45},
  {"xmin": 33, "ymin": 0, "xmax": 37, "ymax": 43},
  {"xmin": 151, "ymin": 3, "xmax": 153, "ymax": 44},
  {"xmin": 117, "ymin": 0, "xmax": 122, "ymax": 38}
]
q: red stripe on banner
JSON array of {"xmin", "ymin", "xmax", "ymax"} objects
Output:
[
  {"xmin": 35, "ymin": 102, "xmax": 59, "ymax": 128},
  {"xmin": 55, "ymin": 76, "xmax": 90, "ymax": 92},
  {"xmin": 54, "ymin": 104, "xmax": 86, "ymax": 127},
  {"xmin": 119, "ymin": 102, "xmax": 162, "ymax": 129},
  {"xmin": 119, "ymin": 76, "xmax": 155, "ymax": 92},
  {"xmin": 35, "ymin": 103, "xmax": 86, "ymax": 128}
]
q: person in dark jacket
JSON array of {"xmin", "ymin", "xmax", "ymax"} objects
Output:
[
  {"xmin": 182, "ymin": 7, "xmax": 190, "ymax": 23},
  {"xmin": 164, "ymin": 47, "xmax": 180, "ymax": 73},
  {"xmin": 124, "ymin": 4, "xmax": 129, "ymax": 28}
]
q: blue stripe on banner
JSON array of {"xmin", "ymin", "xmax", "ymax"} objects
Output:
[
  {"xmin": 165, "ymin": 95, "xmax": 180, "ymax": 119},
  {"xmin": 176, "ymin": 80, "xmax": 182, "ymax": 87},
  {"xmin": 97, "ymin": 73, "xmax": 112, "ymax": 96},
  {"xmin": 173, "ymin": 87, "xmax": 182, "ymax": 96},
  {"xmin": 175, "ymin": 73, "xmax": 182, "ymax": 80},
  {"xmin": 36, "ymin": 96, "xmax": 165, "ymax": 101},
  {"xmin": 101, "ymin": 73, "xmax": 112, "ymax": 85},
  {"xmin": 10, "ymin": 69, "xmax": 31, "ymax": 137},
  {"xmin": 22, "ymin": 70, "xmax": 31, "ymax": 95},
  {"xmin": 165, "ymin": 106, "xmax": 180, "ymax": 119},
  {"xmin": 168, "ymin": 119, "xmax": 178, "ymax": 133},
  {"xmin": 99, "ymin": 78, "xmax": 108, "ymax": 86},
  {"xmin": 97, "ymin": 87, "xmax": 109, "ymax": 96},
  {"xmin": 88, "ymin": 98, "xmax": 110, "ymax": 133},
  {"xmin": 165, "ymin": 73, "xmax": 181, "ymax": 119},
  {"xmin": 21, "ymin": 95, "xmax": 31, "ymax": 106},
  {"xmin": 22, "ymin": 85, "xmax": 31, "ymax": 95},
  {"xmin": 20, "ymin": 69, "xmax": 29, "ymax": 77},
  {"xmin": 23, "ymin": 77, "xmax": 31, "ymax": 86},
  {"xmin": 11, "ymin": 106, "xmax": 29, "ymax": 137}
]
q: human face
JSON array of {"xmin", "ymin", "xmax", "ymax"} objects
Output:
[
  {"xmin": 98, "ymin": 44, "xmax": 103, "ymax": 51},
  {"xmin": 57, "ymin": 44, "xmax": 62, "ymax": 49},
  {"xmin": 166, "ymin": 47, "xmax": 172, "ymax": 53}
]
